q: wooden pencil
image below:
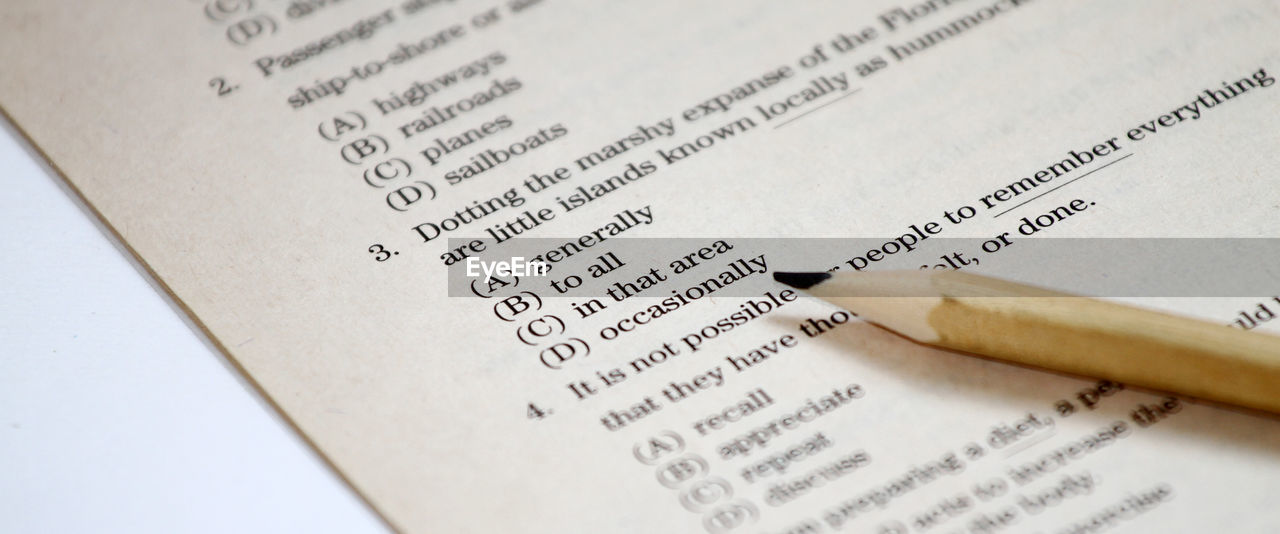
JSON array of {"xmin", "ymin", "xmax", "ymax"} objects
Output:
[{"xmin": 773, "ymin": 270, "xmax": 1280, "ymax": 414}]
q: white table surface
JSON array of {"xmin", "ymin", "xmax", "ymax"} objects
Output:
[{"xmin": 0, "ymin": 119, "xmax": 388, "ymax": 533}]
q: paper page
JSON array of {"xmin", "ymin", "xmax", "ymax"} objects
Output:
[{"xmin": 2, "ymin": 0, "xmax": 1278, "ymax": 532}]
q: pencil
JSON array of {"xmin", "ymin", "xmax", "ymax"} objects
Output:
[{"xmin": 773, "ymin": 270, "xmax": 1280, "ymax": 414}]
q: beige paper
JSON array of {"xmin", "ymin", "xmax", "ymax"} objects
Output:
[{"xmin": 3, "ymin": 0, "xmax": 1279, "ymax": 532}]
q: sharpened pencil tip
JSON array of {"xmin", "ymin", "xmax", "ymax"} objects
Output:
[{"xmin": 772, "ymin": 271, "xmax": 832, "ymax": 290}]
